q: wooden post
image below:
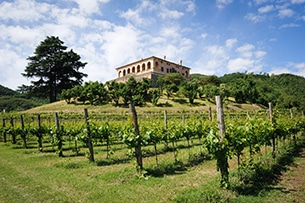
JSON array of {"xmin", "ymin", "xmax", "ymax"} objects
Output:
[
  {"xmin": 216, "ymin": 96, "xmax": 225, "ymax": 142},
  {"xmin": 37, "ymin": 114, "xmax": 43, "ymax": 152},
  {"xmin": 269, "ymin": 102, "xmax": 275, "ymax": 158},
  {"xmin": 84, "ymin": 108, "xmax": 94, "ymax": 162},
  {"xmin": 164, "ymin": 110, "xmax": 168, "ymax": 150},
  {"xmin": 20, "ymin": 115, "xmax": 27, "ymax": 148},
  {"xmin": 129, "ymin": 103, "xmax": 143, "ymax": 170},
  {"xmin": 54, "ymin": 112, "xmax": 63, "ymax": 157},
  {"xmin": 10, "ymin": 117, "xmax": 16, "ymax": 144},
  {"xmin": 290, "ymin": 108, "xmax": 293, "ymax": 119},
  {"xmin": 2, "ymin": 118, "xmax": 6, "ymax": 143},
  {"xmin": 215, "ymin": 95, "xmax": 229, "ymax": 186},
  {"xmin": 208, "ymin": 106, "xmax": 212, "ymax": 122}
]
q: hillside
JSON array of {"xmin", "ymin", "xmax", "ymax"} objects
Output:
[{"xmin": 0, "ymin": 85, "xmax": 45, "ymax": 112}]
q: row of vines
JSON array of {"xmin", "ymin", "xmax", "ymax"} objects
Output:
[{"xmin": 1, "ymin": 102, "xmax": 305, "ymax": 187}]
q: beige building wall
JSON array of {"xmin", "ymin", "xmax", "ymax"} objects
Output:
[{"xmin": 115, "ymin": 56, "xmax": 190, "ymax": 84}]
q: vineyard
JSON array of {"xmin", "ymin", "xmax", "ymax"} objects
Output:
[{"xmin": 1, "ymin": 100, "xmax": 305, "ymax": 202}]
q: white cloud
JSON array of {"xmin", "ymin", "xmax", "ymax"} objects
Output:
[
  {"xmin": 270, "ymin": 62, "xmax": 305, "ymax": 77},
  {"xmin": 201, "ymin": 33, "xmax": 208, "ymax": 39},
  {"xmin": 245, "ymin": 13, "xmax": 265, "ymax": 23},
  {"xmin": 216, "ymin": 0, "xmax": 233, "ymax": 9},
  {"xmin": 227, "ymin": 58, "xmax": 255, "ymax": 72},
  {"xmin": 258, "ymin": 5, "xmax": 274, "ymax": 13},
  {"xmin": 255, "ymin": 51, "xmax": 267, "ymax": 58},
  {"xmin": 73, "ymin": 0, "xmax": 109, "ymax": 15},
  {"xmin": 279, "ymin": 23, "xmax": 301, "ymax": 29},
  {"xmin": 254, "ymin": 0, "xmax": 270, "ymax": 5},
  {"xmin": 159, "ymin": 8, "xmax": 184, "ymax": 19},
  {"xmin": 278, "ymin": 8, "xmax": 294, "ymax": 18},
  {"xmin": 0, "ymin": 0, "xmax": 50, "ymax": 22},
  {"xmin": 236, "ymin": 44, "xmax": 255, "ymax": 58},
  {"xmin": 0, "ymin": 48, "xmax": 29, "ymax": 90},
  {"xmin": 226, "ymin": 38, "xmax": 237, "ymax": 48},
  {"xmin": 291, "ymin": 0, "xmax": 305, "ymax": 3}
]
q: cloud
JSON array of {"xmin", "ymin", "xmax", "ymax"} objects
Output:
[
  {"xmin": 159, "ymin": 8, "xmax": 184, "ymax": 19},
  {"xmin": 0, "ymin": 0, "xmax": 50, "ymax": 22},
  {"xmin": 73, "ymin": 0, "xmax": 110, "ymax": 15},
  {"xmin": 226, "ymin": 38, "xmax": 237, "ymax": 48},
  {"xmin": 216, "ymin": 0, "xmax": 233, "ymax": 9},
  {"xmin": 258, "ymin": 5, "xmax": 274, "ymax": 13},
  {"xmin": 245, "ymin": 13, "xmax": 265, "ymax": 23},
  {"xmin": 278, "ymin": 8, "xmax": 294, "ymax": 18},
  {"xmin": 270, "ymin": 62, "xmax": 305, "ymax": 77},
  {"xmin": 254, "ymin": 0, "xmax": 270, "ymax": 5},
  {"xmin": 279, "ymin": 23, "xmax": 301, "ymax": 29},
  {"xmin": 120, "ymin": 0, "xmax": 156, "ymax": 26},
  {"xmin": 291, "ymin": 0, "xmax": 305, "ymax": 3},
  {"xmin": 227, "ymin": 58, "xmax": 256, "ymax": 72},
  {"xmin": 236, "ymin": 44, "xmax": 255, "ymax": 58}
]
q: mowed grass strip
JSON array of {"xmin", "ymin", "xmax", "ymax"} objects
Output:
[{"xmin": 0, "ymin": 140, "xmax": 218, "ymax": 203}]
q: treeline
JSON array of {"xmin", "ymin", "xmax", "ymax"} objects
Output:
[
  {"xmin": 61, "ymin": 72, "xmax": 305, "ymax": 110},
  {"xmin": 0, "ymin": 84, "xmax": 46, "ymax": 112}
]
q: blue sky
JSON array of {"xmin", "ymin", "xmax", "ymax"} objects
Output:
[{"xmin": 0, "ymin": 0, "xmax": 304, "ymax": 90}]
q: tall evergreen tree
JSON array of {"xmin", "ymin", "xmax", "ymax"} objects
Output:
[{"xmin": 21, "ymin": 36, "xmax": 87, "ymax": 103}]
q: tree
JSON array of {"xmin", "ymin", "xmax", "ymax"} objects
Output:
[
  {"xmin": 157, "ymin": 73, "xmax": 186, "ymax": 99},
  {"xmin": 21, "ymin": 36, "xmax": 87, "ymax": 103},
  {"xmin": 178, "ymin": 81, "xmax": 198, "ymax": 104}
]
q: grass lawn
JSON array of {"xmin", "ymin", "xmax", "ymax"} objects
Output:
[{"xmin": 0, "ymin": 136, "xmax": 305, "ymax": 203}]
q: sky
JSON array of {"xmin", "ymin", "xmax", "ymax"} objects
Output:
[{"xmin": 0, "ymin": 0, "xmax": 305, "ymax": 90}]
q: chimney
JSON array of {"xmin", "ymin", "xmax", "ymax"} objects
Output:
[
  {"xmin": 164, "ymin": 55, "xmax": 166, "ymax": 60},
  {"xmin": 179, "ymin": 60, "xmax": 182, "ymax": 65}
]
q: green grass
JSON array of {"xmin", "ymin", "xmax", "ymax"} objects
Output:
[
  {"xmin": 23, "ymin": 96, "xmax": 264, "ymax": 115},
  {"xmin": 0, "ymin": 137, "xmax": 218, "ymax": 203},
  {"xmin": 1, "ymin": 135, "xmax": 304, "ymax": 203}
]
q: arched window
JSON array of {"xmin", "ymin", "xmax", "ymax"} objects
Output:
[
  {"xmin": 118, "ymin": 71, "xmax": 122, "ymax": 78},
  {"xmin": 155, "ymin": 61, "xmax": 159, "ymax": 69},
  {"xmin": 142, "ymin": 63, "xmax": 146, "ymax": 71},
  {"xmin": 127, "ymin": 68, "xmax": 130, "ymax": 74},
  {"xmin": 123, "ymin": 69, "xmax": 126, "ymax": 76},
  {"xmin": 147, "ymin": 62, "xmax": 151, "ymax": 70},
  {"xmin": 185, "ymin": 71, "xmax": 188, "ymax": 78},
  {"xmin": 137, "ymin": 65, "xmax": 140, "ymax": 72},
  {"xmin": 132, "ymin": 66, "xmax": 135, "ymax": 73}
]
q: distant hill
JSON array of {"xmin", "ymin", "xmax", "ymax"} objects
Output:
[
  {"xmin": 191, "ymin": 72, "xmax": 305, "ymax": 110},
  {"xmin": 0, "ymin": 84, "xmax": 45, "ymax": 112},
  {"xmin": 0, "ymin": 84, "xmax": 18, "ymax": 96}
]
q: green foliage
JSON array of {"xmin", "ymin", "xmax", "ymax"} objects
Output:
[{"xmin": 21, "ymin": 36, "xmax": 87, "ymax": 103}]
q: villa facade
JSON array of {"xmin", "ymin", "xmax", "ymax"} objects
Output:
[{"xmin": 115, "ymin": 56, "xmax": 191, "ymax": 86}]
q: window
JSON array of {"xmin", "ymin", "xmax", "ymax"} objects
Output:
[
  {"xmin": 142, "ymin": 63, "xmax": 146, "ymax": 71},
  {"xmin": 161, "ymin": 67, "xmax": 164, "ymax": 72}
]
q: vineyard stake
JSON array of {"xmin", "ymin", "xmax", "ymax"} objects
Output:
[
  {"xmin": 2, "ymin": 118, "xmax": 6, "ymax": 143},
  {"xmin": 129, "ymin": 103, "xmax": 143, "ymax": 171},
  {"xmin": 54, "ymin": 112, "xmax": 63, "ymax": 157},
  {"xmin": 215, "ymin": 95, "xmax": 229, "ymax": 187},
  {"xmin": 84, "ymin": 108, "xmax": 95, "ymax": 162}
]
